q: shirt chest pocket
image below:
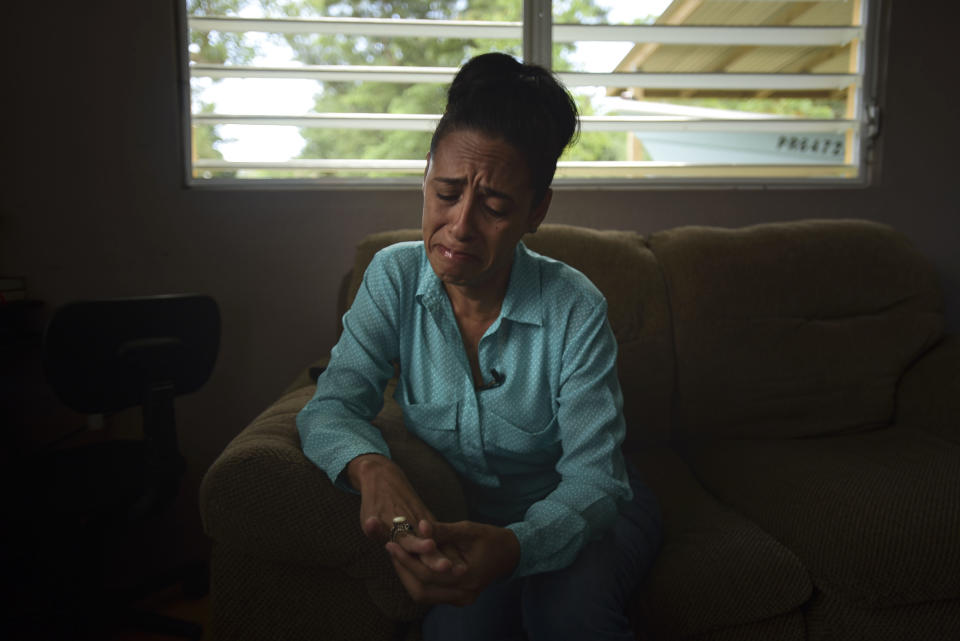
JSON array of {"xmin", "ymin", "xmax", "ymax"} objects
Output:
[
  {"xmin": 481, "ymin": 409, "xmax": 559, "ymax": 459},
  {"xmin": 401, "ymin": 400, "xmax": 459, "ymax": 455}
]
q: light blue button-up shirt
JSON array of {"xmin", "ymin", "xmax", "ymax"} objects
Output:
[{"xmin": 297, "ymin": 240, "xmax": 632, "ymax": 578}]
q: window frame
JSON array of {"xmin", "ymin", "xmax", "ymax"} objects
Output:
[{"xmin": 175, "ymin": 0, "xmax": 887, "ymax": 191}]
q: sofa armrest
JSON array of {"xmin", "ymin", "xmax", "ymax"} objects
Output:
[
  {"xmin": 200, "ymin": 385, "xmax": 363, "ymax": 566},
  {"xmin": 896, "ymin": 334, "xmax": 960, "ymax": 442},
  {"xmin": 199, "ymin": 382, "xmax": 468, "ymax": 619},
  {"xmin": 283, "ymin": 356, "xmax": 331, "ymax": 395}
]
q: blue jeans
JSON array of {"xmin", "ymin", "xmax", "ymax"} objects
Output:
[{"xmin": 422, "ymin": 470, "xmax": 662, "ymax": 641}]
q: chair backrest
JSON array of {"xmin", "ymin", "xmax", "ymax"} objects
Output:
[
  {"xmin": 42, "ymin": 294, "xmax": 220, "ymax": 520},
  {"xmin": 42, "ymin": 294, "xmax": 220, "ymax": 415}
]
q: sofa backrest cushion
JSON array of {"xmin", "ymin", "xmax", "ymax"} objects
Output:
[
  {"xmin": 522, "ymin": 225, "xmax": 674, "ymax": 447},
  {"xmin": 346, "ymin": 228, "xmax": 422, "ymax": 309},
  {"xmin": 648, "ymin": 219, "xmax": 944, "ymax": 440},
  {"xmin": 344, "ymin": 224, "xmax": 675, "ymax": 447}
]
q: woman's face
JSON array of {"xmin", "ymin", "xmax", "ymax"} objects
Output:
[{"xmin": 422, "ymin": 129, "xmax": 550, "ymax": 299}]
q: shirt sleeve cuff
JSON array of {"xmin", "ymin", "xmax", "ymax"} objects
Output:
[
  {"xmin": 311, "ymin": 438, "xmax": 391, "ymax": 494},
  {"xmin": 504, "ymin": 521, "xmax": 535, "ymax": 580}
]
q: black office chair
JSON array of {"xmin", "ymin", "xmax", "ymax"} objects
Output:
[{"xmin": 11, "ymin": 294, "xmax": 219, "ymax": 640}]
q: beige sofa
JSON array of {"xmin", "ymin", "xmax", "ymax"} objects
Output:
[{"xmin": 200, "ymin": 219, "xmax": 960, "ymax": 640}]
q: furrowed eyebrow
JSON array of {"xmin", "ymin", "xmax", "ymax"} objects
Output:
[
  {"xmin": 432, "ymin": 177, "xmax": 465, "ymax": 190},
  {"xmin": 478, "ymin": 185, "xmax": 514, "ymax": 202},
  {"xmin": 431, "ymin": 177, "xmax": 515, "ymax": 203}
]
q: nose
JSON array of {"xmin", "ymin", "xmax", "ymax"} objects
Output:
[{"xmin": 448, "ymin": 190, "xmax": 480, "ymax": 240}]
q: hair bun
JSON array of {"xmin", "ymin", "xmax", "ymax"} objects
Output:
[
  {"xmin": 446, "ymin": 53, "xmax": 522, "ymax": 103},
  {"xmin": 431, "ymin": 53, "xmax": 580, "ymax": 203}
]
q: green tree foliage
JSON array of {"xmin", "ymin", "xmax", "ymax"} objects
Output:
[
  {"xmin": 193, "ymin": 102, "xmax": 238, "ymax": 178},
  {"xmin": 259, "ymin": 0, "xmax": 609, "ymax": 169},
  {"xmin": 188, "ymin": 0, "xmax": 260, "ymax": 176},
  {"xmin": 189, "ymin": 0, "xmax": 258, "ymax": 64},
  {"xmin": 562, "ymin": 94, "xmax": 626, "ymax": 162},
  {"xmin": 188, "ymin": 0, "xmax": 624, "ymax": 171},
  {"xmin": 189, "ymin": 1, "xmax": 845, "ymax": 173}
]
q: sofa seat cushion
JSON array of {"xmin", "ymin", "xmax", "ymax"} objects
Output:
[
  {"xmin": 631, "ymin": 448, "xmax": 812, "ymax": 639},
  {"xmin": 684, "ymin": 426, "xmax": 960, "ymax": 609},
  {"xmin": 802, "ymin": 589, "xmax": 960, "ymax": 641},
  {"xmin": 211, "ymin": 543, "xmax": 402, "ymax": 641}
]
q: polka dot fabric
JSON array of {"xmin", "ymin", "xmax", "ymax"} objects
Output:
[{"xmin": 297, "ymin": 241, "xmax": 632, "ymax": 578}]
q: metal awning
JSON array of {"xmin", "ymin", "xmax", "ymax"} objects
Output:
[{"xmin": 606, "ymin": 0, "xmax": 862, "ymax": 100}]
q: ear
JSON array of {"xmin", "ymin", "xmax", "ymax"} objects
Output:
[{"xmin": 528, "ymin": 188, "xmax": 552, "ymax": 233}]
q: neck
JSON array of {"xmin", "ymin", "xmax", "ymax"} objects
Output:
[
  {"xmin": 442, "ymin": 250, "xmax": 515, "ymax": 322},
  {"xmin": 444, "ymin": 280, "xmax": 505, "ymax": 322}
]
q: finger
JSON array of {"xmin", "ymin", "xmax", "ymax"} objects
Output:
[
  {"xmin": 394, "ymin": 526, "xmax": 457, "ymax": 573},
  {"xmin": 440, "ymin": 543, "xmax": 468, "ymax": 576},
  {"xmin": 386, "ymin": 510, "xmax": 433, "ymax": 541},
  {"xmin": 418, "ymin": 547, "xmax": 454, "ymax": 573},
  {"xmin": 362, "ymin": 515, "xmax": 387, "ymax": 541},
  {"xmin": 394, "ymin": 534, "xmax": 453, "ymax": 572},
  {"xmin": 417, "ymin": 519, "xmax": 437, "ymax": 539},
  {"xmin": 429, "ymin": 520, "xmax": 471, "ymax": 542},
  {"xmin": 421, "ymin": 521, "xmax": 468, "ymax": 573},
  {"xmin": 417, "ymin": 519, "xmax": 434, "ymax": 538},
  {"xmin": 386, "ymin": 542, "xmax": 461, "ymax": 587},
  {"xmin": 395, "ymin": 532, "xmax": 438, "ymax": 557},
  {"xmin": 386, "ymin": 541, "xmax": 438, "ymax": 582},
  {"xmin": 389, "ymin": 551, "xmax": 472, "ymax": 606}
]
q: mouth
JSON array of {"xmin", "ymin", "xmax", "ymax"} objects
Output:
[{"xmin": 435, "ymin": 243, "xmax": 477, "ymax": 262}]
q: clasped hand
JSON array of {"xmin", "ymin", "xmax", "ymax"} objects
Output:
[
  {"xmin": 386, "ymin": 519, "xmax": 519, "ymax": 606},
  {"xmin": 347, "ymin": 454, "xmax": 519, "ymax": 606}
]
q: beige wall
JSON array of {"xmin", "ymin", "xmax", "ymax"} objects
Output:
[{"xmin": 3, "ymin": 0, "xmax": 958, "ymax": 567}]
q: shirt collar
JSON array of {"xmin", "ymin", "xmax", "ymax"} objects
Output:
[
  {"xmin": 415, "ymin": 240, "xmax": 543, "ymax": 327},
  {"xmin": 416, "ymin": 243, "xmax": 448, "ymax": 319},
  {"xmin": 500, "ymin": 242, "xmax": 543, "ymax": 327}
]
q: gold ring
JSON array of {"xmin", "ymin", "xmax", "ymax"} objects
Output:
[{"xmin": 390, "ymin": 516, "xmax": 414, "ymax": 542}]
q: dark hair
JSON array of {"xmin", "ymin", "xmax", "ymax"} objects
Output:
[{"xmin": 430, "ymin": 53, "xmax": 580, "ymax": 205}]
